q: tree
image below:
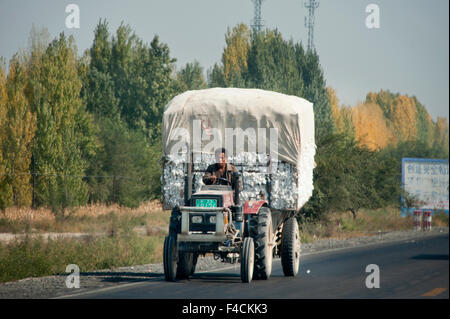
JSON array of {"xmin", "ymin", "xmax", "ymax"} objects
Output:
[
  {"xmin": 1, "ymin": 55, "xmax": 37, "ymax": 207},
  {"xmin": 390, "ymin": 95, "xmax": 418, "ymax": 143},
  {"xmin": 301, "ymin": 132, "xmax": 397, "ymax": 221},
  {"xmin": 222, "ymin": 24, "xmax": 251, "ymax": 87},
  {"xmin": 89, "ymin": 19, "xmax": 111, "ymax": 74},
  {"xmin": 434, "ymin": 117, "xmax": 449, "ymax": 156},
  {"xmin": 86, "ymin": 119, "xmax": 159, "ymax": 207},
  {"xmin": 327, "ymin": 87, "xmax": 354, "ymax": 138},
  {"xmin": 175, "ymin": 61, "xmax": 207, "ymax": 92},
  {"xmin": 81, "ymin": 20, "xmax": 177, "ymax": 206},
  {"xmin": 107, "ymin": 23, "xmax": 176, "ymax": 140},
  {"xmin": 0, "ymin": 60, "xmax": 11, "ymax": 209},
  {"xmin": 298, "ymin": 49, "xmax": 334, "ymax": 138},
  {"xmin": 31, "ymin": 33, "xmax": 95, "ymax": 210},
  {"xmin": 352, "ymin": 102, "xmax": 394, "ymax": 150}
]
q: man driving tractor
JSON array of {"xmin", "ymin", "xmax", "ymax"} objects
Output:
[{"xmin": 202, "ymin": 148, "xmax": 242, "ymax": 191}]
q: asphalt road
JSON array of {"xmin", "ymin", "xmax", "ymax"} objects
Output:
[{"xmin": 64, "ymin": 233, "xmax": 448, "ymax": 299}]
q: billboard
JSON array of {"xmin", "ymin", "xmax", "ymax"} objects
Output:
[{"xmin": 401, "ymin": 158, "xmax": 449, "ymax": 215}]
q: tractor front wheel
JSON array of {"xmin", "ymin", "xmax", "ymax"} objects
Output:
[
  {"xmin": 163, "ymin": 234, "xmax": 178, "ymax": 281},
  {"xmin": 240, "ymin": 237, "xmax": 254, "ymax": 283},
  {"xmin": 176, "ymin": 252, "xmax": 198, "ymax": 279}
]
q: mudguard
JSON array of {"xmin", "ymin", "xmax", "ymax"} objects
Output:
[{"xmin": 243, "ymin": 200, "xmax": 267, "ymax": 214}]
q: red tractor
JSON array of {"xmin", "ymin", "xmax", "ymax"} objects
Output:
[{"xmin": 163, "ymin": 171, "xmax": 301, "ymax": 283}]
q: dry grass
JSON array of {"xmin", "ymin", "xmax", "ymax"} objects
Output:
[
  {"xmin": 71, "ymin": 200, "xmax": 164, "ymax": 218},
  {"xmin": 0, "ymin": 200, "xmax": 170, "ymax": 234},
  {"xmin": 298, "ymin": 206, "xmax": 431, "ymax": 243},
  {"xmin": 0, "ymin": 201, "xmax": 170, "ymax": 283}
]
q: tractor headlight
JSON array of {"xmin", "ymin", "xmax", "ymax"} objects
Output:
[
  {"xmin": 209, "ymin": 216, "xmax": 216, "ymax": 224},
  {"xmin": 191, "ymin": 216, "xmax": 203, "ymax": 224}
]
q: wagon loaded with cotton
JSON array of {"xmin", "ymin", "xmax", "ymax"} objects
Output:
[{"xmin": 161, "ymin": 88, "xmax": 316, "ymax": 283}]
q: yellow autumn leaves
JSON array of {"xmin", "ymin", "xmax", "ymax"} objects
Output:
[{"xmin": 328, "ymin": 87, "xmax": 449, "ymax": 152}]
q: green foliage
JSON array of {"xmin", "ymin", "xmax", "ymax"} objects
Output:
[
  {"xmin": 30, "ymin": 33, "xmax": 95, "ymax": 211},
  {"xmin": 86, "ymin": 119, "xmax": 161, "ymax": 207},
  {"xmin": 301, "ymin": 132, "xmax": 403, "ymax": 220},
  {"xmin": 80, "ymin": 20, "xmax": 176, "ymax": 207},
  {"xmin": 365, "ymin": 90, "xmax": 399, "ymax": 120},
  {"xmin": 174, "ymin": 61, "xmax": 207, "ymax": 92},
  {"xmin": 0, "ymin": 61, "xmax": 10, "ymax": 209},
  {"xmin": 1, "ymin": 55, "xmax": 37, "ymax": 207}
]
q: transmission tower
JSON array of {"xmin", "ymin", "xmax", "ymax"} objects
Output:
[
  {"xmin": 251, "ymin": 0, "xmax": 265, "ymax": 33},
  {"xmin": 304, "ymin": 0, "xmax": 319, "ymax": 51}
]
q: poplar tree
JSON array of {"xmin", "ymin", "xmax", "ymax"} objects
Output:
[
  {"xmin": 32, "ymin": 33, "xmax": 94, "ymax": 210},
  {"xmin": 2, "ymin": 55, "xmax": 37, "ymax": 207},
  {"xmin": 175, "ymin": 61, "xmax": 207, "ymax": 92},
  {"xmin": 0, "ymin": 61, "xmax": 11, "ymax": 209}
]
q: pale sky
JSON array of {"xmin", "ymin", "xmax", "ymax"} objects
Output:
[{"xmin": 0, "ymin": 0, "xmax": 448, "ymax": 120}]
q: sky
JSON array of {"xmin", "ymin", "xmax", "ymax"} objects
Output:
[{"xmin": 0, "ymin": 0, "xmax": 448, "ymax": 120}]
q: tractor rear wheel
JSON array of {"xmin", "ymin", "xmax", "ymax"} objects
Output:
[
  {"xmin": 249, "ymin": 207, "xmax": 274, "ymax": 280},
  {"xmin": 281, "ymin": 217, "xmax": 301, "ymax": 276}
]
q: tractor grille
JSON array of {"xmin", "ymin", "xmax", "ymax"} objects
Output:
[{"xmin": 189, "ymin": 213, "xmax": 216, "ymax": 233}]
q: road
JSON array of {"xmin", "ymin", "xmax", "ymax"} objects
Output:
[{"xmin": 62, "ymin": 233, "xmax": 448, "ymax": 299}]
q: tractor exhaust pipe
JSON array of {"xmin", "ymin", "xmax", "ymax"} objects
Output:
[
  {"xmin": 232, "ymin": 172, "xmax": 240, "ymax": 205},
  {"xmin": 184, "ymin": 162, "xmax": 192, "ymax": 206}
]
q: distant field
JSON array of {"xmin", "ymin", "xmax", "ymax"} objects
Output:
[
  {"xmin": 299, "ymin": 206, "xmax": 449, "ymax": 243},
  {"xmin": 0, "ymin": 203, "xmax": 448, "ymax": 283}
]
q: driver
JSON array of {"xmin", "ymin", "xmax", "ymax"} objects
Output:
[{"xmin": 203, "ymin": 148, "xmax": 242, "ymax": 191}]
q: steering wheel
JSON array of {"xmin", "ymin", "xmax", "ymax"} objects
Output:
[{"xmin": 217, "ymin": 177, "xmax": 232, "ymax": 186}]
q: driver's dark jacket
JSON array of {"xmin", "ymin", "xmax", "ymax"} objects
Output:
[{"xmin": 202, "ymin": 163, "xmax": 243, "ymax": 191}]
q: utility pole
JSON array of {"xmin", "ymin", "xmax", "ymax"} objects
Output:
[
  {"xmin": 304, "ymin": 0, "xmax": 319, "ymax": 51},
  {"xmin": 251, "ymin": 0, "xmax": 265, "ymax": 33}
]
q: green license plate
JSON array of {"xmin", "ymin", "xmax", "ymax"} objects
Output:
[{"xmin": 195, "ymin": 199, "xmax": 217, "ymax": 208}]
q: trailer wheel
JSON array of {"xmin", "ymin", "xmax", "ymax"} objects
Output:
[
  {"xmin": 241, "ymin": 237, "xmax": 254, "ymax": 283},
  {"xmin": 163, "ymin": 234, "xmax": 178, "ymax": 282},
  {"xmin": 281, "ymin": 217, "xmax": 301, "ymax": 276},
  {"xmin": 249, "ymin": 207, "xmax": 274, "ymax": 280}
]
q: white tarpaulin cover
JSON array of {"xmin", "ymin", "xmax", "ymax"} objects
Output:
[
  {"xmin": 162, "ymin": 88, "xmax": 316, "ymax": 210},
  {"xmin": 163, "ymin": 88, "xmax": 315, "ymax": 165}
]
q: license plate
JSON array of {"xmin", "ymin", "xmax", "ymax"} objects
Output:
[{"xmin": 195, "ymin": 199, "xmax": 217, "ymax": 208}]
